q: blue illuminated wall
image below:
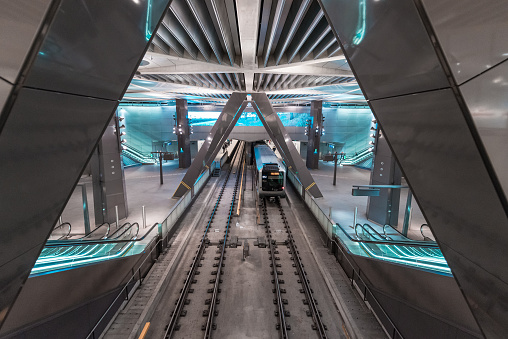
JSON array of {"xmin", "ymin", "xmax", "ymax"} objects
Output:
[
  {"xmin": 118, "ymin": 104, "xmax": 374, "ymax": 158},
  {"xmin": 321, "ymin": 107, "xmax": 374, "ymax": 155},
  {"xmin": 189, "ymin": 111, "xmax": 311, "ymax": 127}
]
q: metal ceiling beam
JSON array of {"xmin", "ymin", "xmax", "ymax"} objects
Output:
[
  {"xmin": 170, "ymin": 0, "xmax": 212, "ymax": 62},
  {"xmin": 185, "ymin": 0, "xmax": 224, "ymax": 63},
  {"xmin": 274, "ymin": 0, "xmax": 312, "ymax": 66},
  {"xmin": 206, "ymin": 0, "xmax": 236, "ymax": 66},
  {"xmin": 262, "ymin": 0, "xmax": 293, "ymax": 67},
  {"xmin": 286, "ymin": 5, "xmax": 323, "ymax": 63},
  {"xmin": 299, "ymin": 22, "xmax": 331, "ymax": 61},
  {"xmin": 163, "ymin": 12, "xmax": 199, "ymax": 59},
  {"xmin": 236, "ymin": 0, "xmax": 262, "ymax": 91}
]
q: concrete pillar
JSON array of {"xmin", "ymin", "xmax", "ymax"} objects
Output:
[
  {"xmin": 176, "ymin": 99, "xmax": 191, "ymax": 168},
  {"xmin": 306, "ymin": 101, "xmax": 323, "ymax": 169},
  {"xmin": 91, "ymin": 112, "xmax": 128, "ymax": 225},
  {"xmin": 366, "ymin": 128, "xmax": 401, "ymax": 226}
]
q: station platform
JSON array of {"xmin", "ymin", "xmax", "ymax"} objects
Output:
[{"xmin": 309, "ymin": 160, "xmax": 428, "ymax": 240}]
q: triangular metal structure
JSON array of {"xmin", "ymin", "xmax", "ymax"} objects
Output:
[{"xmin": 173, "ymin": 92, "xmax": 323, "ymax": 198}]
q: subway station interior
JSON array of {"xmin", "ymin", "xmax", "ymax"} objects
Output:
[{"xmin": 1, "ymin": 1, "xmax": 507, "ymax": 338}]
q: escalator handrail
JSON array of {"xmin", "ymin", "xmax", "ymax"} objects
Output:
[
  {"xmin": 420, "ymin": 224, "xmax": 434, "ymax": 241},
  {"xmin": 110, "ymin": 222, "xmax": 140, "ymax": 241},
  {"xmin": 362, "ymin": 223, "xmax": 387, "ymax": 240},
  {"xmin": 51, "ymin": 222, "xmax": 72, "ymax": 240},
  {"xmin": 354, "ymin": 223, "xmax": 384, "ymax": 241},
  {"xmin": 106, "ymin": 222, "xmax": 131, "ymax": 239},
  {"xmin": 45, "ymin": 222, "xmax": 158, "ymax": 248},
  {"xmin": 79, "ymin": 222, "xmax": 111, "ymax": 240},
  {"xmin": 338, "ymin": 222, "xmax": 440, "ymax": 248},
  {"xmin": 383, "ymin": 224, "xmax": 411, "ymax": 241}
]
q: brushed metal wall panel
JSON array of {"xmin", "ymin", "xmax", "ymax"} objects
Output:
[
  {"xmin": 0, "ymin": 88, "xmax": 116, "ymax": 324},
  {"xmin": 422, "ymin": 0, "xmax": 508, "ymax": 84},
  {"xmin": 460, "ymin": 61, "xmax": 508, "ymax": 201},
  {"xmin": 24, "ymin": 0, "xmax": 171, "ymax": 100},
  {"xmin": 318, "ymin": 0, "xmax": 449, "ymax": 100},
  {"xmin": 0, "ymin": 78, "xmax": 11, "ymax": 115},
  {"xmin": 0, "ymin": 0, "xmax": 51, "ymax": 83},
  {"xmin": 370, "ymin": 88, "xmax": 508, "ymax": 336}
]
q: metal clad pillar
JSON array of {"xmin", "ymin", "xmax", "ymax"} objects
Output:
[
  {"xmin": 319, "ymin": 0, "xmax": 508, "ymax": 335},
  {"xmin": 306, "ymin": 101, "xmax": 323, "ymax": 169},
  {"xmin": 91, "ymin": 113, "xmax": 129, "ymax": 225},
  {"xmin": 366, "ymin": 129, "xmax": 401, "ymax": 226},
  {"xmin": 251, "ymin": 93, "xmax": 323, "ymax": 198},
  {"xmin": 0, "ymin": 0, "xmax": 173, "ymax": 328},
  {"xmin": 176, "ymin": 99, "xmax": 191, "ymax": 168},
  {"xmin": 173, "ymin": 93, "xmax": 247, "ymax": 198}
]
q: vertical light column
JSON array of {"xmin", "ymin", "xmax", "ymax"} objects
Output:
[
  {"xmin": 366, "ymin": 129, "xmax": 401, "ymax": 226},
  {"xmin": 176, "ymin": 99, "xmax": 191, "ymax": 168},
  {"xmin": 306, "ymin": 101, "xmax": 323, "ymax": 169},
  {"xmin": 91, "ymin": 113, "xmax": 129, "ymax": 225}
]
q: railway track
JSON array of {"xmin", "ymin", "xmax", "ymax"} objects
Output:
[
  {"xmin": 262, "ymin": 197, "xmax": 328, "ymax": 339},
  {"xmin": 164, "ymin": 142, "xmax": 245, "ymax": 339}
]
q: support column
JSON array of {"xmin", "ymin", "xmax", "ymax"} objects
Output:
[
  {"xmin": 173, "ymin": 93, "xmax": 248, "ymax": 198},
  {"xmin": 366, "ymin": 129, "xmax": 401, "ymax": 226},
  {"xmin": 306, "ymin": 101, "xmax": 323, "ymax": 169},
  {"xmin": 0, "ymin": 0, "xmax": 172, "ymax": 328},
  {"xmin": 176, "ymin": 99, "xmax": 191, "ymax": 168},
  {"xmin": 91, "ymin": 113, "xmax": 128, "ymax": 225},
  {"xmin": 319, "ymin": 0, "xmax": 508, "ymax": 335},
  {"xmin": 251, "ymin": 93, "xmax": 323, "ymax": 198}
]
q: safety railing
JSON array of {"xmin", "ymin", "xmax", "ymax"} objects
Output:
[
  {"xmin": 287, "ymin": 170, "xmax": 334, "ymax": 239},
  {"xmin": 48, "ymin": 222, "xmax": 72, "ymax": 240}
]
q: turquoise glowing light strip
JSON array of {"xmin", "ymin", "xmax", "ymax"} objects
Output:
[
  {"xmin": 352, "ymin": 0, "xmax": 366, "ymax": 46},
  {"xmin": 145, "ymin": 0, "xmax": 153, "ymax": 41},
  {"xmin": 31, "ymin": 242, "xmax": 135, "ymax": 274},
  {"xmin": 360, "ymin": 243, "xmax": 451, "ymax": 274}
]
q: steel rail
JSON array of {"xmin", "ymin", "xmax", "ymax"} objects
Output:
[
  {"xmin": 276, "ymin": 198, "xmax": 327, "ymax": 338},
  {"xmin": 204, "ymin": 142, "xmax": 244, "ymax": 338},
  {"xmin": 164, "ymin": 143, "xmax": 242, "ymax": 338},
  {"xmin": 263, "ymin": 198, "xmax": 290, "ymax": 339}
]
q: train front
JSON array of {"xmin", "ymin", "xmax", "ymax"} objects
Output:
[{"xmin": 261, "ymin": 163, "xmax": 285, "ymax": 198}]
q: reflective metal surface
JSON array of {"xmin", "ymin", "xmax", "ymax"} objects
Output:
[
  {"xmin": 318, "ymin": 0, "xmax": 449, "ymax": 100},
  {"xmin": 0, "ymin": 0, "xmax": 51, "ymax": 83},
  {"xmin": 460, "ymin": 60, "xmax": 508, "ymax": 202},
  {"xmin": 0, "ymin": 88, "xmax": 117, "ymax": 326},
  {"xmin": 173, "ymin": 92, "xmax": 247, "ymax": 197},
  {"xmin": 422, "ymin": 0, "xmax": 508, "ymax": 84},
  {"xmin": 370, "ymin": 88, "xmax": 508, "ymax": 337},
  {"xmin": 0, "ymin": 79, "xmax": 11, "ymax": 115},
  {"xmin": 25, "ymin": 0, "xmax": 172, "ymax": 100}
]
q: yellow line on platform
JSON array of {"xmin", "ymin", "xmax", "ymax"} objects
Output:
[{"xmin": 139, "ymin": 322, "xmax": 150, "ymax": 339}]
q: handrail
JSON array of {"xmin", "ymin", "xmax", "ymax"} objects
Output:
[
  {"xmin": 420, "ymin": 224, "xmax": 434, "ymax": 241},
  {"xmin": 44, "ymin": 223, "xmax": 159, "ymax": 248},
  {"xmin": 51, "ymin": 222, "xmax": 72, "ymax": 240},
  {"xmin": 107, "ymin": 222, "xmax": 131, "ymax": 239},
  {"xmin": 337, "ymin": 222, "xmax": 440, "ymax": 248},
  {"xmin": 79, "ymin": 222, "xmax": 111, "ymax": 240},
  {"xmin": 359, "ymin": 223, "xmax": 386, "ymax": 240},
  {"xmin": 110, "ymin": 223, "xmax": 139, "ymax": 240}
]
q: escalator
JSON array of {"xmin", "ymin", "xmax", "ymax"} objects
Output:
[
  {"xmin": 122, "ymin": 144, "xmax": 156, "ymax": 165},
  {"xmin": 332, "ymin": 222, "xmax": 481, "ymax": 338},
  {"xmin": 32, "ymin": 223, "xmax": 140, "ymax": 276}
]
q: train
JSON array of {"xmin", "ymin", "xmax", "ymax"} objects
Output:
[{"xmin": 254, "ymin": 143, "xmax": 287, "ymax": 198}]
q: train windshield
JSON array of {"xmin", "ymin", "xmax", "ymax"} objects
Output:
[{"xmin": 262, "ymin": 171, "xmax": 284, "ymax": 191}]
